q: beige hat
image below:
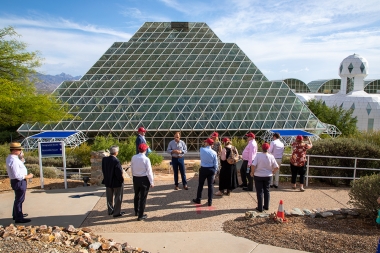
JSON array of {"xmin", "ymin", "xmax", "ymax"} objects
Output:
[{"xmin": 10, "ymin": 142, "xmax": 24, "ymax": 150}]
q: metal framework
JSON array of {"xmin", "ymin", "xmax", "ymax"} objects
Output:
[
  {"xmin": 21, "ymin": 131, "xmax": 88, "ymax": 151},
  {"xmin": 18, "ymin": 22, "xmax": 327, "ymax": 151},
  {"xmin": 260, "ymin": 129, "xmax": 320, "ymax": 146},
  {"xmin": 322, "ymin": 124, "xmax": 342, "ymax": 138}
]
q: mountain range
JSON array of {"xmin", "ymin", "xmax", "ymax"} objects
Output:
[{"xmin": 35, "ymin": 72, "xmax": 82, "ymax": 93}]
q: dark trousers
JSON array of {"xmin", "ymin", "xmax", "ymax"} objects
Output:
[
  {"xmin": 254, "ymin": 176, "xmax": 270, "ymax": 211},
  {"xmin": 172, "ymin": 157, "xmax": 187, "ymax": 186},
  {"xmin": 11, "ymin": 179, "xmax": 27, "ymax": 221},
  {"xmin": 240, "ymin": 160, "xmax": 254, "ymax": 190},
  {"xmin": 290, "ymin": 164, "xmax": 306, "ymax": 184},
  {"xmin": 196, "ymin": 167, "xmax": 215, "ymax": 204},
  {"xmin": 106, "ymin": 183, "xmax": 124, "ymax": 216},
  {"xmin": 133, "ymin": 176, "xmax": 150, "ymax": 218}
]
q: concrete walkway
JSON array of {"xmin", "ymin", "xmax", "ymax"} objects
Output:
[{"xmin": 0, "ymin": 179, "xmax": 351, "ymax": 253}]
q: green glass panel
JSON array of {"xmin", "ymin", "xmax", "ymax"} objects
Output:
[
  {"xmin": 289, "ymin": 113, "xmax": 299, "ymax": 120},
  {"xmin": 216, "ymin": 121, "xmax": 229, "ymax": 129}
]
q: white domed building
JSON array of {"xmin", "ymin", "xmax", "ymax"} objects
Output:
[{"xmin": 295, "ymin": 54, "xmax": 380, "ymax": 131}]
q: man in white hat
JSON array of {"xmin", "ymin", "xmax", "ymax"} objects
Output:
[{"xmin": 6, "ymin": 142, "xmax": 33, "ymax": 223}]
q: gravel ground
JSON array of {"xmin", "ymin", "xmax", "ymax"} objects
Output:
[
  {"xmin": 0, "ymin": 238, "xmax": 78, "ymax": 253},
  {"xmin": 223, "ymin": 216, "xmax": 380, "ymax": 253},
  {"xmin": 0, "ymin": 178, "xmax": 84, "ymax": 192},
  {"xmin": 2, "ymin": 173, "xmax": 378, "ymax": 253}
]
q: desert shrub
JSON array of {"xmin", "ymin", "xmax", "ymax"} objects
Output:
[
  {"xmin": 67, "ymin": 142, "xmax": 91, "ymax": 167},
  {"xmin": 117, "ymin": 136, "xmax": 136, "ymax": 164},
  {"xmin": 25, "ymin": 156, "xmax": 80, "ymax": 168},
  {"xmin": 27, "ymin": 165, "xmax": 63, "ymax": 178},
  {"xmin": 307, "ymin": 138, "xmax": 380, "ymax": 185},
  {"xmin": 70, "ymin": 174, "xmax": 83, "ymax": 180},
  {"xmin": 192, "ymin": 161, "xmax": 201, "ymax": 173},
  {"xmin": 0, "ymin": 143, "xmax": 9, "ymax": 170},
  {"xmin": 231, "ymin": 137, "xmax": 247, "ymax": 154},
  {"xmin": 350, "ymin": 130, "xmax": 380, "ymax": 148},
  {"xmin": 348, "ymin": 173, "xmax": 380, "ymax": 219},
  {"xmin": 148, "ymin": 152, "xmax": 164, "ymax": 166},
  {"xmin": 0, "ymin": 168, "xmax": 7, "ymax": 176},
  {"xmin": 91, "ymin": 135, "xmax": 119, "ymax": 152}
]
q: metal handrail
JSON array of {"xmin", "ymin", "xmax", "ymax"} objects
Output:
[
  {"xmin": 0, "ymin": 167, "xmax": 91, "ymax": 179},
  {"xmin": 279, "ymin": 154, "xmax": 380, "ymax": 186}
]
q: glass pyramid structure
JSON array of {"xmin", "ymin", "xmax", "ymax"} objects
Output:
[{"xmin": 18, "ymin": 22, "xmax": 326, "ymax": 151}]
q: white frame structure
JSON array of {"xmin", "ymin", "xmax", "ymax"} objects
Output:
[
  {"xmin": 21, "ymin": 131, "xmax": 88, "ymax": 151},
  {"xmin": 260, "ymin": 129, "xmax": 320, "ymax": 146}
]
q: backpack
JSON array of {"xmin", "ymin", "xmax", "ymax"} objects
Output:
[{"xmin": 227, "ymin": 146, "xmax": 239, "ymax": 164}]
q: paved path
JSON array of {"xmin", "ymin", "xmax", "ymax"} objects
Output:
[{"xmin": 0, "ymin": 177, "xmax": 351, "ymax": 253}]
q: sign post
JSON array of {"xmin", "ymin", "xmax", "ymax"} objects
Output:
[{"xmin": 38, "ymin": 142, "xmax": 67, "ymax": 189}]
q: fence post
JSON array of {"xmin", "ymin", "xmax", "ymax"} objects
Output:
[
  {"xmin": 353, "ymin": 158, "xmax": 357, "ymax": 182},
  {"xmin": 306, "ymin": 155, "xmax": 310, "ymax": 187}
]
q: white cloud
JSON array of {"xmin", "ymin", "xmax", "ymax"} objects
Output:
[
  {"xmin": 1, "ymin": 0, "xmax": 379, "ymax": 82},
  {"xmin": 158, "ymin": 0, "xmax": 217, "ymax": 16},
  {"xmin": 0, "ymin": 15, "xmax": 133, "ymax": 76},
  {"xmin": 0, "ymin": 15, "xmax": 131, "ymax": 39}
]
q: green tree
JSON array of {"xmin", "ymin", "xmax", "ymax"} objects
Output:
[
  {"xmin": 0, "ymin": 26, "xmax": 71, "ymax": 129},
  {"xmin": 306, "ymin": 99, "xmax": 358, "ymax": 136}
]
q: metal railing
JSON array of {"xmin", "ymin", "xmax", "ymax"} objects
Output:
[
  {"xmin": 0, "ymin": 167, "xmax": 91, "ymax": 179},
  {"xmin": 2, "ymin": 155, "xmax": 379, "ymax": 184},
  {"xmin": 56, "ymin": 167, "xmax": 91, "ymax": 179},
  {"xmin": 278, "ymin": 154, "xmax": 380, "ymax": 186}
]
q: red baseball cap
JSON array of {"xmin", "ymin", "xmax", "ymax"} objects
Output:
[
  {"xmin": 204, "ymin": 138, "xmax": 214, "ymax": 145},
  {"xmin": 138, "ymin": 127, "xmax": 147, "ymax": 133},
  {"xmin": 222, "ymin": 137, "xmax": 230, "ymax": 143},
  {"xmin": 262, "ymin": 143, "xmax": 270, "ymax": 151},
  {"xmin": 138, "ymin": 143, "xmax": 149, "ymax": 152},
  {"xmin": 245, "ymin": 132, "xmax": 255, "ymax": 138},
  {"xmin": 211, "ymin": 132, "xmax": 219, "ymax": 137},
  {"xmin": 296, "ymin": 135, "xmax": 303, "ymax": 141}
]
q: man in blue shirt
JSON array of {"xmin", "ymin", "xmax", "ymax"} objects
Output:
[
  {"xmin": 167, "ymin": 132, "xmax": 188, "ymax": 190},
  {"xmin": 135, "ymin": 127, "xmax": 147, "ymax": 154},
  {"xmin": 192, "ymin": 138, "xmax": 218, "ymax": 206}
]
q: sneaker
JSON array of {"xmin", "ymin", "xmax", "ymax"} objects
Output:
[
  {"xmin": 137, "ymin": 214, "xmax": 147, "ymax": 221},
  {"xmin": 300, "ymin": 187, "xmax": 305, "ymax": 192},
  {"xmin": 273, "ymin": 185, "xmax": 278, "ymax": 189},
  {"xmin": 270, "ymin": 185, "xmax": 274, "ymax": 188},
  {"xmin": 214, "ymin": 191, "xmax": 223, "ymax": 196},
  {"xmin": 183, "ymin": 185, "xmax": 188, "ymax": 190},
  {"xmin": 174, "ymin": 186, "xmax": 179, "ymax": 190}
]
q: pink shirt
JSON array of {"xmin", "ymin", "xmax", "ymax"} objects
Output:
[{"xmin": 242, "ymin": 139, "xmax": 257, "ymax": 166}]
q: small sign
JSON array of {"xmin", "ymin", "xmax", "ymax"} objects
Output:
[
  {"xmin": 40, "ymin": 142, "xmax": 63, "ymax": 158},
  {"xmin": 38, "ymin": 141, "xmax": 67, "ymax": 189}
]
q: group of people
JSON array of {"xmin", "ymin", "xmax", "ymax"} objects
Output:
[
  {"xmin": 101, "ymin": 129, "xmax": 314, "ymax": 220},
  {"xmin": 102, "ymin": 128, "xmax": 154, "ymax": 221},
  {"xmin": 4, "ymin": 128, "xmax": 313, "ymax": 225}
]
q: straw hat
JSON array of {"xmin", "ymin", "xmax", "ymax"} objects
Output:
[{"xmin": 10, "ymin": 142, "xmax": 24, "ymax": 150}]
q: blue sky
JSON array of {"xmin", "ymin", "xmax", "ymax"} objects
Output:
[{"xmin": 1, "ymin": 0, "xmax": 380, "ymax": 83}]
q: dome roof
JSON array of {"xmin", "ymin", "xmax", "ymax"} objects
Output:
[{"xmin": 339, "ymin": 54, "xmax": 368, "ymax": 77}]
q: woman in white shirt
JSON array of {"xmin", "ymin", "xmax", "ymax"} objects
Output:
[{"xmin": 250, "ymin": 143, "xmax": 279, "ymax": 212}]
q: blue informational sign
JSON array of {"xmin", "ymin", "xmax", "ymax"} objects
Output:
[{"xmin": 40, "ymin": 142, "xmax": 63, "ymax": 157}]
